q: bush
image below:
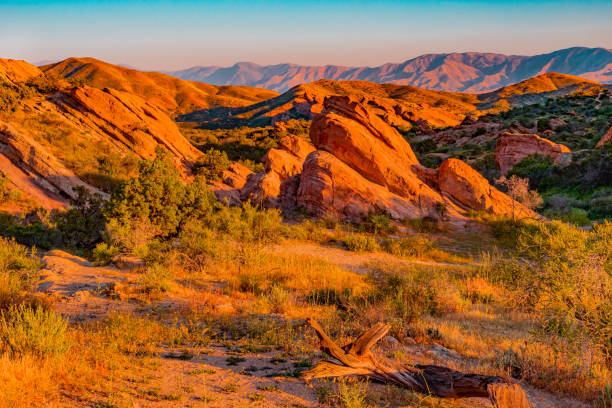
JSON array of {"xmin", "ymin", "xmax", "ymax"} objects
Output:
[
  {"xmin": 361, "ymin": 213, "xmax": 394, "ymax": 235},
  {"xmin": 368, "ymin": 268, "xmax": 440, "ymax": 322},
  {"xmin": 0, "ymin": 305, "xmax": 70, "ymax": 357},
  {"xmin": 0, "ymin": 238, "xmax": 41, "ymax": 310},
  {"xmin": 55, "ymin": 186, "xmax": 106, "ymax": 249},
  {"xmin": 487, "ymin": 220, "xmax": 612, "ymax": 356},
  {"xmin": 342, "ymin": 234, "xmax": 379, "ymax": 252},
  {"xmin": 193, "ymin": 148, "xmax": 230, "ymax": 181},
  {"xmin": 138, "ymin": 263, "xmax": 172, "ymax": 294},
  {"xmin": 92, "ymin": 242, "xmax": 120, "ymax": 265},
  {"xmin": 106, "ymin": 148, "xmax": 216, "ymax": 238},
  {"xmin": 381, "ymin": 236, "xmax": 435, "ymax": 258}
]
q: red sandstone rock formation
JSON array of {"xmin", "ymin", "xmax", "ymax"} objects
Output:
[
  {"xmin": 216, "ymin": 95, "xmax": 535, "ymax": 223},
  {"xmin": 0, "ymin": 123, "xmax": 105, "ymax": 204},
  {"xmin": 294, "ymin": 96, "xmax": 535, "ymax": 222},
  {"xmin": 494, "ymin": 132, "xmax": 571, "ymax": 174},
  {"xmin": 438, "ymin": 159, "xmax": 534, "ymax": 219},
  {"xmin": 60, "ymin": 86, "xmax": 202, "ymax": 166},
  {"xmin": 596, "ymin": 127, "xmax": 612, "ymax": 148}
]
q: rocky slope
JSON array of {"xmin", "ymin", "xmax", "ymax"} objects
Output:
[
  {"xmin": 181, "ymin": 73, "xmax": 605, "ymax": 130},
  {"xmin": 0, "ymin": 59, "xmax": 206, "ymax": 210},
  {"xmin": 41, "ymin": 57, "xmax": 279, "ymax": 115},
  {"xmin": 212, "ymin": 95, "xmax": 535, "ymax": 223},
  {"xmin": 168, "ymin": 47, "xmax": 612, "ymax": 93}
]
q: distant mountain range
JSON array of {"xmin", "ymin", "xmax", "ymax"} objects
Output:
[{"xmin": 167, "ymin": 47, "xmax": 612, "ymax": 93}]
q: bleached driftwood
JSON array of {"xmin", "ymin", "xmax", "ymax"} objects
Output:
[{"xmin": 302, "ymin": 319, "xmax": 530, "ymax": 408}]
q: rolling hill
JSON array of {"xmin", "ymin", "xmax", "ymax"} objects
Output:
[
  {"xmin": 41, "ymin": 57, "xmax": 279, "ymax": 115},
  {"xmin": 167, "ymin": 47, "xmax": 612, "ymax": 93},
  {"xmin": 179, "ymin": 72, "xmax": 606, "ymax": 129}
]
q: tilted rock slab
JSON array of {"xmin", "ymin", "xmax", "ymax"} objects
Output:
[{"xmin": 494, "ymin": 132, "xmax": 571, "ymax": 174}]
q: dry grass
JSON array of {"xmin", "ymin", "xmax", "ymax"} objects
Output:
[{"xmin": 0, "ymin": 218, "xmax": 610, "ymax": 407}]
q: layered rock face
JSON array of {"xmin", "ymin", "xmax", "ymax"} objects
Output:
[
  {"xmin": 60, "ymin": 86, "xmax": 202, "ymax": 166},
  {"xmin": 219, "ymin": 95, "xmax": 535, "ymax": 223},
  {"xmin": 0, "ymin": 123, "xmax": 106, "ymax": 205},
  {"xmin": 494, "ymin": 132, "xmax": 571, "ymax": 174}
]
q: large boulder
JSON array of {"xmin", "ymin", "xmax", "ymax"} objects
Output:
[
  {"xmin": 310, "ymin": 95, "xmax": 422, "ymax": 197},
  {"xmin": 494, "ymin": 132, "xmax": 571, "ymax": 174},
  {"xmin": 438, "ymin": 159, "xmax": 536, "ymax": 218},
  {"xmin": 240, "ymin": 171, "xmax": 282, "ymax": 208},
  {"xmin": 297, "ymin": 151, "xmax": 423, "ymax": 221},
  {"xmin": 221, "ymin": 162, "xmax": 253, "ymax": 189},
  {"xmin": 262, "ymin": 135, "xmax": 315, "ymax": 180}
]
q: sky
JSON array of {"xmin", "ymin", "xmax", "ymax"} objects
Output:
[{"xmin": 1, "ymin": 0, "xmax": 612, "ymax": 71}]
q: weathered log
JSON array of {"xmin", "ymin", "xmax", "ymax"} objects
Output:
[{"xmin": 302, "ymin": 318, "xmax": 531, "ymax": 408}]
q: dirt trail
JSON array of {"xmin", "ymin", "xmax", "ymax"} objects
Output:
[{"xmin": 36, "ymin": 250, "xmax": 138, "ymax": 321}]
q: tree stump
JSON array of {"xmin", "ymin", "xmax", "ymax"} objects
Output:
[{"xmin": 302, "ymin": 319, "xmax": 531, "ymax": 408}]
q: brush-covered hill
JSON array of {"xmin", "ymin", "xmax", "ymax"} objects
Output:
[
  {"xmin": 168, "ymin": 47, "xmax": 612, "ymax": 93},
  {"xmin": 41, "ymin": 57, "xmax": 279, "ymax": 115},
  {"xmin": 179, "ymin": 73, "xmax": 607, "ymax": 129},
  {"xmin": 179, "ymin": 79, "xmax": 480, "ymax": 129},
  {"xmin": 0, "ymin": 58, "xmax": 215, "ymax": 212}
]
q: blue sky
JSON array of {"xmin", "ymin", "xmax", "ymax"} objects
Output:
[{"xmin": 1, "ymin": 0, "xmax": 611, "ymax": 70}]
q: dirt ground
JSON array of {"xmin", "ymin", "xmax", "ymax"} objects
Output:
[{"xmin": 35, "ymin": 248, "xmax": 589, "ymax": 408}]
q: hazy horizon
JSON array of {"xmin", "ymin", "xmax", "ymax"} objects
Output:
[{"xmin": 2, "ymin": 0, "xmax": 612, "ymax": 71}]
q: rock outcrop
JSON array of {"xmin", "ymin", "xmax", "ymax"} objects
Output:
[
  {"xmin": 238, "ymin": 135, "xmax": 315, "ymax": 209},
  {"xmin": 0, "ymin": 122, "xmax": 105, "ymax": 203},
  {"xmin": 596, "ymin": 126, "xmax": 612, "ymax": 148},
  {"xmin": 214, "ymin": 96, "xmax": 536, "ymax": 223},
  {"xmin": 494, "ymin": 132, "xmax": 571, "ymax": 174},
  {"xmin": 262, "ymin": 135, "xmax": 315, "ymax": 180},
  {"xmin": 438, "ymin": 159, "xmax": 534, "ymax": 218},
  {"xmin": 59, "ymin": 86, "xmax": 202, "ymax": 167}
]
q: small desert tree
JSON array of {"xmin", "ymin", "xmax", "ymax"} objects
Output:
[{"xmin": 496, "ymin": 175, "xmax": 543, "ymax": 221}]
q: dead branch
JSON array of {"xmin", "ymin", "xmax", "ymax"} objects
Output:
[{"xmin": 302, "ymin": 318, "xmax": 531, "ymax": 408}]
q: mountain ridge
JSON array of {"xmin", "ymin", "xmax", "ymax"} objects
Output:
[
  {"xmin": 167, "ymin": 47, "xmax": 612, "ymax": 93},
  {"xmin": 41, "ymin": 57, "xmax": 279, "ymax": 115}
]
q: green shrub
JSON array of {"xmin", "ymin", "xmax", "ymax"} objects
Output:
[
  {"xmin": 0, "ymin": 238, "xmax": 41, "ymax": 309},
  {"xmin": 0, "ymin": 305, "xmax": 70, "ymax": 357},
  {"xmin": 381, "ymin": 236, "xmax": 435, "ymax": 258},
  {"xmin": 368, "ymin": 268, "xmax": 440, "ymax": 322},
  {"xmin": 92, "ymin": 242, "xmax": 120, "ymax": 265},
  {"xmin": 343, "ymin": 234, "xmax": 379, "ymax": 252},
  {"xmin": 361, "ymin": 213, "xmax": 394, "ymax": 235},
  {"xmin": 193, "ymin": 148, "xmax": 230, "ymax": 180},
  {"xmin": 55, "ymin": 186, "xmax": 106, "ymax": 249},
  {"xmin": 106, "ymin": 148, "xmax": 216, "ymax": 238},
  {"xmin": 138, "ymin": 263, "xmax": 172, "ymax": 294},
  {"xmin": 487, "ymin": 220, "xmax": 612, "ymax": 355}
]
